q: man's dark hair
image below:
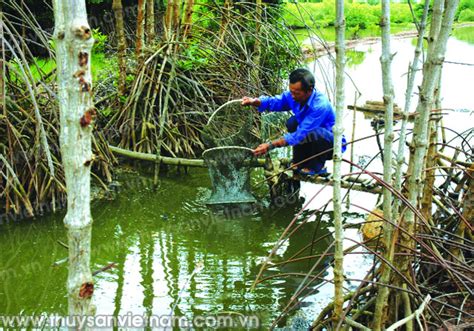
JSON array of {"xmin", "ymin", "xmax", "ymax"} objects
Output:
[{"xmin": 289, "ymin": 68, "xmax": 315, "ymax": 91}]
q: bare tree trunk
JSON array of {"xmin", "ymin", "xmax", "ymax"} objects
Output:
[
  {"xmin": 420, "ymin": 77, "xmax": 442, "ymax": 222},
  {"xmin": 164, "ymin": 0, "xmax": 180, "ymax": 39},
  {"xmin": 392, "ymin": 3, "xmax": 460, "ymax": 329},
  {"xmin": 373, "ymin": 0, "xmax": 396, "ymax": 329},
  {"xmin": 112, "ymin": 0, "xmax": 127, "ymax": 97},
  {"xmin": 53, "ymin": 0, "xmax": 95, "ymax": 318},
  {"xmin": 393, "ymin": 0, "xmax": 430, "ymax": 222},
  {"xmin": 218, "ymin": 0, "xmax": 232, "ymax": 47},
  {"xmin": 253, "ymin": 0, "xmax": 262, "ymax": 70},
  {"xmin": 0, "ymin": 3, "xmax": 4, "ymax": 116},
  {"xmin": 332, "ymin": 0, "xmax": 345, "ymax": 324},
  {"xmin": 136, "ymin": 0, "xmax": 146, "ymax": 58},
  {"xmin": 420, "ymin": 122, "xmax": 438, "ymax": 221},
  {"xmin": 146, "ymin": 0, "xmax": 155, "ymax": 42},
  {"xmin": 455, "ymin": 163, "xmax": 473, "ymax": 260},
  {"xmin": 182, "ymin": 0, "xmax": 195, "ymax": 40},
  {"xmin": 399, "ymin": 0, "xmax": 459, "ymax": 299}
]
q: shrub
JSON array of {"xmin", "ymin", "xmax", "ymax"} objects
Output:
[
  {"xmin": 283, "ymin": 1, "xmax": 415, "ymax": 31},
  {"xmin": 456, "ymin": 0, "xmax": 474, "ymax": 20},
  {"xmin": 346, "ymin": 3, "xmax": 379, "ymax": 29},
  {"xmin": 458, "ymin": 8, "xmax": 474, "ymax": 22},
  {"xmin": 390, "ymin": 4, "xmax": 413, "ymax": 24}
]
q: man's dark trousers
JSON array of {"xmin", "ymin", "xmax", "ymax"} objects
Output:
[{"xmin": 286, "ymin": 116, "xmax": 333, "ymax": 172}]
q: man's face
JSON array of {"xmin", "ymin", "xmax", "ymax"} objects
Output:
[{"xmin": 289, "ymin": 81, "xmax": 312, "ymax": 105}]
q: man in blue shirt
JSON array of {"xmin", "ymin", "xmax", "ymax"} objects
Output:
[{"xmin": 242, "ymin": 68, "xmax": 345, "ymax": 175}]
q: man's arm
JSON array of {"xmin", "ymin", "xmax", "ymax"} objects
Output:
[
  {"xmin": 241, "ymin": 96, "xmax": 261, "ymax": 107},
  {"xmin": 253, "ymin": 137, "xmax": 287, "ymax": 156},
  {"xmin": 242, "ymin": 92, "xmax": 291, "ymax": 113}
]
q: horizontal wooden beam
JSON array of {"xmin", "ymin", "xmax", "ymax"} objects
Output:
[
  {"xmin": 108, "ymin": 145, "xmax": 266, "ymax": 168},
  {"xmin": 294, "ymin": 173, "xmax": 382, "ymax": 194}
]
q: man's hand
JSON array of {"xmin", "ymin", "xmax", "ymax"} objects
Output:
[
  {"xmin": 253, "ymin": 138, "xmax": 287, "ymax": 156},
  {"xmin": 242, "ymin": 96, "xmax": 261, "ymax": 107},
  {"xmin": 253, "ymin": 143, "xmax": 270, "ymax": 156}
]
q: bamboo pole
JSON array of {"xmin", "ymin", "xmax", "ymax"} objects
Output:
[
  {"xmin": 333, "ymin": 0, "xmax": 346, "ymax": 324},
  {"xmin": 373, "ymin": 0, "xmax": 396, "ymax": 328},
  {"xmin": 108, "ymin": 145, "xmax": 385, "ymax": 194},
  {"xmin": 108, "ymin": 144, "xmax": 266, "ymax": 168},
  {"xmin": 53, "ymin": 0, "xmax": 95, "ymax": 318}
]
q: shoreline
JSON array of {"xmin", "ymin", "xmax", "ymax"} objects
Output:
[{"xmin": 301, "ymin": 22, "xmax": 474, "ymax": 59}]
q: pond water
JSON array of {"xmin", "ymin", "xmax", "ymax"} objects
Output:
[
  {"xmin": 1, "ymin": 165, "xmax": 359, "ymax": 329},
  {"xmin": 308, "ymin": 25, "xmax": 474, "ymax": 175},
  {"xmin": 1, "ymin": 27, "xmax": 473, "ymax": 329}
]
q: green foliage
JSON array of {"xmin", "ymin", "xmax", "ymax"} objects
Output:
[
  {"xmin": 367, "ymin": 0, "xmax": 380, "ymax": 5},
  {"xmin": 458, "ymin": 8, "xmax": 474, "ymax": 22},
  {"xmin": 346, "ymin": 50, "xmax": 366, "ymax": 67},
  {"xmin": 346, "ymin": 3, "xmax": 380, "ymax": 29},
  {"xmin": 177, "ymin": 42, "xmax": 210, "ymax": 71},
  {"xmin": 283, "ymin": 2, "xmax": 334, "ymax": 28},
  {"xmin": 389, "ymin": 3, "xmax": 413, "ymax": 24},
  {"xmin": 283, "ymin": 1, "xmax": 415, "ymax": 31},
  {"xmin": 92, "ymin": 28, "xmax": 108, "ymax": 54},
  {"xmin": 452, "ymin": 26, "xmax": 474, "ymax": 44},
  {"xmin": 456, "ymin": 0, "xmax": 474, "ymax": 20}
]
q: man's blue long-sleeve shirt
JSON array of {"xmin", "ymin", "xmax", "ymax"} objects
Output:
[{"xmin": 258, "ymin": 89, "xmax": 345, "ymax": 151}]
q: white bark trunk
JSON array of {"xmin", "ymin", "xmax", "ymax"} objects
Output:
[
  {"xmin": 333, "ymin": 0, "xmax": 345, "ymax": 323},
  {"xmin": 53, "ymin": 0, "xmax": 95, "ymax": 318},
  {"xmin": 406, "ymin": 0, "xmax": 459, "ymax": 237},
  {"xmin": 373, "ymin": 0, "xmax": 396, "ymax": 328},
  {"xmin": 392, "ymin": 0, "xmax": 430, "ymax": 222}
]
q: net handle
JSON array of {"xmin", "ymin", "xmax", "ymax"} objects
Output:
[{"xmin": 206, "ymin": 99, "xmax": 244, "ymax": 126}]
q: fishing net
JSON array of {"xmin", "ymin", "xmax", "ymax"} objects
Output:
[
  {"xmin": 202, "ymin": 102, "xmax": 258, "ymax": 206},
  {"xmin": 203, "ymin": 147, "xmax": 256, "ymax": 205},
  {"xmin": 202, "ymin": 102, "xmax": 259, "ymax": 148}
]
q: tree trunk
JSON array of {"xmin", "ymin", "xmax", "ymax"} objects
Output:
[
  {"xmin": 0, "ymin": 3, "xmax": 4, "ymax": 116},
  {"xmin": 182, "ymin": 0, "xmax": 195, "ymax": 40},
  {"xmin": 164, "ymin": 0, "xmax": 180, "ymax": 39},
  {"xmin": 332, "ymin": 0, "xmax": 345, "ymax": 324},
  {"xmin": 373, "ymin": 0, "xmax": 396, "ymax": 329},
  {"xmin": 403, "ymin": 0, "xmax": 458, "ymax": 257},
  {"xmin": 456, "ymin": 164, "xmax": 473, "ymax": 260},
  {"xmin": 392, "ymin": 0, "xmax": 430, "ymax": 222},
  {"xmin": 136, "ymin": 0, "xmax": 146, "ymax": 58},
  {"xmin": 398, "ymin": 0, "xmax": 459, "ymax": 303},
  {"xmin": 146, "ymin": 0, "xmax": 156, "ymax": 42},
  {"xmin": 53, "ymin": 0, "xmax": 95, "ymax": 318},
  {"xmin": 420, "ymin": 123, "xmax": 437, "ymax": 220},
  {"xmin": 253, "ymin": 0, "xmax": 262, "ymax": 69},
  {"xmin": 218, "ymin": 0, "xmax": 232, "ymax": 47},
  {"xmin": 112, "ymin": 0, "xmax": 127, "ymax": 97}
]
